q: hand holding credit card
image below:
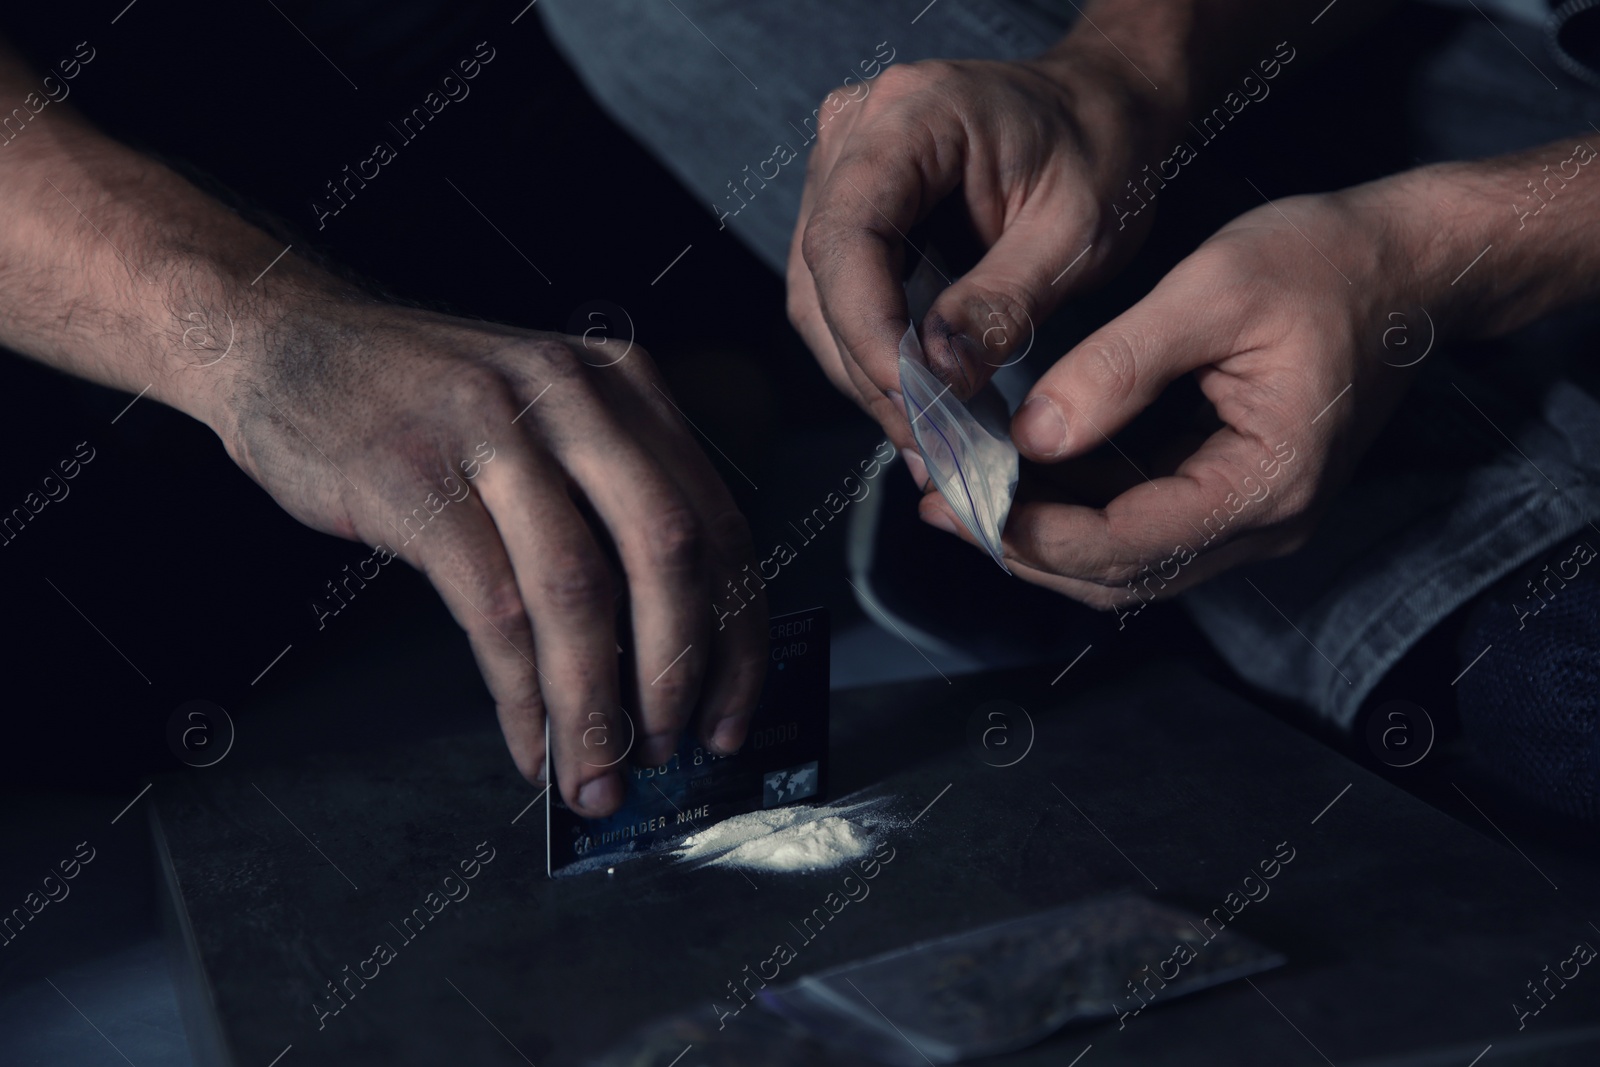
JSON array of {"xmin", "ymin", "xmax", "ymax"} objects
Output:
[{"xmin": 548, "ymin": 608, "xmax": 830, "ymax": 876}]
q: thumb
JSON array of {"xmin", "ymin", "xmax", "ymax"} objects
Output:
[
  {"xmin": 1012, "ymin": 282, "xmax": 1221, "ymax": 462},
  {"xmin": 919, "ymin": 207, "xmax": 1094, "ymax": 399}
]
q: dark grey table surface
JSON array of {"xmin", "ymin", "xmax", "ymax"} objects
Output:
[{"xmin": 152, "ymin": 660, "xmax": 1600, "ymax": 1067}]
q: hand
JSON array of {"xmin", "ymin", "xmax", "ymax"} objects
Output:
[
  {"xmin": 785, "ymin": 42, "xmax": 1179, "ymax": 458},
  {"xmin": 919, "ymin": 181, "xmax": 1433, "ymax": 609},
  {"xmin": 0, "ymin": 57, "xmax": 767, "ymax": 816},
  {"xmin": 213, "ymin": 298, "xmax": 768, "ymax": 816}
]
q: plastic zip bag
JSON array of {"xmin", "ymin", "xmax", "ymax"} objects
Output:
[
  {"xmin": 585, "ymin": 894, "xmax": 1284, "ymax": 1066},
  {"xmin": 758, "ymin": 893, "xmax": 1285, "ymax": 1065},
  {"xmin": 897, "ymin": 261, "xmax": 1019, "ymax": 571}
]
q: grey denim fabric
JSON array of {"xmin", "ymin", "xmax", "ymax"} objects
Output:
[{"xmin": 541, "ymin": 0, "xmax": 1600, "ymax": 730}]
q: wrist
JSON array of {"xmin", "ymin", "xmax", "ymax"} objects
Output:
[
  {"xmin": 0, "ymin": 126, "xmax": 359, "ymax": 436},
  {"xmin": 152, "ymin": 241, "xmax": 357, "ymax": 442},
  {"xmin": 1369, "ymin": 147, "xmax": 1600, "ymax": 340}
]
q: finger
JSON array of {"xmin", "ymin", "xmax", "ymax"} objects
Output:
[
  {"xmin": 1004, "ymin": 535, "xmax": 1282, "ymax": 609},
  {"xmin": 920, "ymin": 188, "xmax": 1096, "ymax": 398},
  {"xmin": 916, "ymin": 447, "xmax": 1148, "ymax": 552},
  {"xmin": 1011, "ymin": 262, "xmax": 1245, "ymax": 462},
  {"xmin": 835, "ymin": 326, "xmax": 922, "ymax": 455},
  {"xmin": 595, "ymin": 359, "xmax": 769, "ymax": 756},
  {"xmin": 802, "ymin": 127, "xmax": 956, "ymax": 404},
  {"xmin": 1001, "ymin": 425, "xmax": 1308, "ymax": 586},
  {"xmin": 786, "ymin": 210, "xmax": 864, "ymax": 409},
  {"xmin": 787, "ymin": 90, "xmax": 875, "ymax": 412},
  {"xmin": 688, "ymin": 503, "xmax": 769, "ymax": 757},
  {"xmin": 472, "ymin": 439, "xmax": 629, "ymax": 818},
  {"xmin": 394, "ymin": 496, "xmax": 551, "ymax": 789},
  {"xmin": 788, "ymin": 157, "xmax": 916, "ymax": 458},
  {"xmin": 921, "ymin": 426, "xmax": 1303, "ymax": 604},
  {"xmin": 917, "ymin": 481, "xmax": 980, "ymax": 536},
  {"xmin": 542, "ymin": 388, "xmax": 714, "ymax": 768}
]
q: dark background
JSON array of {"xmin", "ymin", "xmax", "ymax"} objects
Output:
[
  {"xmin": 0, "ymin": 0, "xmax": 869, "ymax": 790},
  {"xmin": 4, "ymin": 7, "xmax": 1600, "ymax": 1063},
  {"xmin": 0, "ymin": 0, "xmax": 1582, "ymax": 850}
]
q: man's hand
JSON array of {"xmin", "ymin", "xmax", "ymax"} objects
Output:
[
  {"xmin": 919, "ymin": 183, "xmax": 1428, "ymax": 605},
  {"xmin": 921, "ymin": 142, "xmax": 1600, "ymax": 606},
  {"xmin": 215, "ymin": 302, "xmax": 769, "ymax": 816},
  {"xmin": 0, "ymin": 37, "xmax": 767, "ymax": 817},
  {"xmin": 785, "ymin": 42, "xmax": 1179, "ymax": 457},
  {"xmin": 783, "ymin": 0, "xmax": 1409, "ymax": 483}
]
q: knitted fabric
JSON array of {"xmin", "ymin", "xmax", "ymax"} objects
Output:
[{"xmin": 1456, "ymin": 538, "xmax": 1600, "ymax": 821}]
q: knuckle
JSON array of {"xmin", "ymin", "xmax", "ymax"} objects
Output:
[
  {"xmin": 1099, "ymin": 558, "xmax": 1147, "ymax": 589},
  {"xmin": 875, "ymin": 61, "xmax": 934, "ymax": 97},
  {"xmin": 1075, "ymin": 332, "xmax": 1141, "ymax": 406},
  {"xmin": 639, "ymin": 505, "xmax": 702, "ymax": 573},
  {"xmin": 800, "ymin": 213, "xmax": 839, "ymax": 274},
  {"xmin": 812, "ymin": 97, "xmax": 845, "ymax": 145},
  {"xmin": 445, "ymin": 366, "xmax": 515, "ymax": 415},
  {"xmin": 980, "ymin": 283, "xmax": 1032, "ymax": 330},
  {"xmin": 874, "ymin": 63, "xmax": 915, "ymax": 90},
  {"xmin": 476, "ymin": 576, "xmax": 532, "ymax": 634},
  {"xmin": 506, "ymin": 339, "xmax": 591, "ymax": 388},
  {"xmin": 538, "ymin": 554, "xmax": 613, "ymax": 613},
  {"xmin": 1077, "ymin": 523, "xmax": 1148, "ymax": 586},
  {"xmin": 1194, "ymin": 238, "xmax": 1260, "ymax": 292},
  {"xmin": 969, "ymin": 284, "xmax": 1033, "ymax": 355},
  {"xmin": 588, "ymin": 336, "xmax": 651, "ymax": 373}
]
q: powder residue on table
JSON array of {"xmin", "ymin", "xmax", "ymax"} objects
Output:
[{"xmin": 676, "ymin": 799, "xmax": 893, "ymax": 873}]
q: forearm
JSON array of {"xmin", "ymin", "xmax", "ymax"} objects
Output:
[
  {"xmin": 0, "ymin": 38, "xmax": 351, "ymax": 431},
  {"xmin": 1035, "ymin": 0, "xmax": 1398, "ymax": 143},
  {"xmin": 1381, "ymin": 139, "xmax": 1600, "ymax": 340}
]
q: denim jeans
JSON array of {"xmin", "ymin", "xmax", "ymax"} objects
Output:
[{"xmin": 540, "ymin": 0, "xmax": 1600, "ymax": 731}]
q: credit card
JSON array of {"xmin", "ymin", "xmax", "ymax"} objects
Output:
[{"xmin": 548, "ymin": 607, "xmax": 830, "ymax": 877}]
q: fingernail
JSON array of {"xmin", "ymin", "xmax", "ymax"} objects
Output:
[
  {"xmin": 578, "ymin": 773, "xmax": 623, "ymax": 816},
  {"xmin": 903, "ymin": 450, "xmax": 929, "ymax": 489},
  {"xmin": 640, "ymin": 732, "xmax": 677, "ymax": 767},
  {"xmin": 923, "ymin": 509, "xmax": 960, "ymax": 536},
  {"xmin": 886, "ymin": 389, "xmax": 907, "ymax": 417},
  {"xmin": 1015, "ymin": 396, "xmax": 1068, "ymax": 458},
  {"xmin": 944, "ymin": 331, "xmax": 986, "ymax": 387},
  {"xmin": 710, "ymin": 716, "xmax": 746, "ymax": 755}
]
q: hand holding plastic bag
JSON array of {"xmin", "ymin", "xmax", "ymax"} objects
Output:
[{"xmin": 898, "ymin": 258, "xmax": 1019, "ymax": 572}]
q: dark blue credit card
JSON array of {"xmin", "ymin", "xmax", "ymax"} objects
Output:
[{"xmin": 547, "ymin": 607, "xmax": 830, "ymax": 877}]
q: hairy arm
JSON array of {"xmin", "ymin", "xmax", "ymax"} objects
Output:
[
  {"xmin": 1403, "ymin": 143, "xmax": 1600, "ymax": 338},
  {"xmin": 0, "ymin": 35, "xmax": 348, "ymax": 436},
  {"xmin": 0, "ymin": 33, "xmax": 771, "ymax": 814}
]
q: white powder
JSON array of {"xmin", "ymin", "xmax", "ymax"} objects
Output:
[{"xmin": 676, "ymin": 799, "xmax": 891, "ymax": 873}]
